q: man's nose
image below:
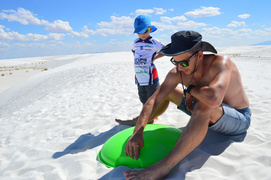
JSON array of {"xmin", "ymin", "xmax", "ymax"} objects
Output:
[{"xmin": 178, "ymin": 64, "xmax": 184, "ymax": 71}]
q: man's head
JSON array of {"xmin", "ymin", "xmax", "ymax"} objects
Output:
[
  {"xmin": 159, "ymin": 31, "xmax": 217, "ymax": 56},
  {"xmin": 134, "ymin": 15, "xmax": 157, "ymax": 34},
  {"xmin": 159, "ymin": 31, "xmax": 217, "ymax": 74}
]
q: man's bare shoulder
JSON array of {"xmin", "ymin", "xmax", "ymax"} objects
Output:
[
  {"xmin": 163, "ymin": 67, "xmax": 182, "ymax": 85},
  {"xmin": 207, "ymin": 54, "xmax": 234, "ymax": 74},
  {"xmin": 211, "ymin": 54, "xmax": 233, "ymax": 66},
  {"xmin": 167, "ymin": 67, "xmax": 180, "ymax": 77}
]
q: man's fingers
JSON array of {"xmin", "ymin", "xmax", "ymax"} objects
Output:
[
  {"xmin": 125, "ymin": 144, "xmax": 128, "ymax": 156},
  {"xmin": 134, "ymin": 145, "xmax": 140, "ymax": 160},
  {"xmin": 125, "ymin": 142, "xmax": 132, "ymax": 157},
  {"xmin": 129, "ymin": 144, "xmax": 134, "ymax": 158},
  {"xmin": 125, "ymin": 143, "xmax": 141, "ymax": 160}
]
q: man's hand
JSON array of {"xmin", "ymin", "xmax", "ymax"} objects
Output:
[
  {"xmin": 125, "ymin": 133, "xmax": 144, "ymax": 160},
  {"xmin": 185, "ymin": 93, "xmax": 195, "ymax": 112}
]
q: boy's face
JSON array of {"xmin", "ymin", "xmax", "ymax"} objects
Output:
[{"xmin": 137, "ymin": 27, "xmax": 151, "ymax": 40}]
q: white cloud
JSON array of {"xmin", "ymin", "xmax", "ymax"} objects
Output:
[
  {"xmin": 68, "ymin": 31, "xmax": 89, "ymax": 38},
  {"xmin": 202, "ymin": 27, "xmax": 271, "ymax": 40},
  {"xmin": 0, "ymin": 8, "xmax": 39, "ymax": 25},
  {"xmin": 152, "ymin": 22, "xmax": 178, "ymax": 31},
  {"xmin": 0, "ymin": 27, "xmax": 65, "ymax": 42},
  {"xmin": 152, "ymin": 20, "xmax": 207, "ymax": 32},
  {"xmin": 98, "ymin": 16, "xmax": 133, "ymax": 28},
  {"xmin": 46, "ymin": 33, "xmax": 66, "ymax": 41},
  {"xmin": 82, "ymin": 25, "xmax": 95, "ymax": 35},
  {"xmin": 153, "ymin": 8, "xmax": 167, "ymax": 15},
  {"xmin": 227, "ymin": 21, "xmax": 246, "ymax": 27},
  {"xmin": 160, "ymin": 16, "xmax": 187, "ymax": 23},
  {"xmin": 133, "ymin": 8, "xmax": 167, "ymax": 16},
  {"xmin": 234, "ymin": 28, "xmax": 253, "ymax": 37},
  {"xmin": 185, "ymin": 6, "xmax": 221, "ymax": 18},
  {"xmin": 253, "ymin": 29, "xmax": 271, "ymax": 36},
  {"xmin": 45, "ymin": 20, "xmax": 73, "ymax": 33},
  {"xmin": 177, "ymin": 21, "xmax": 207, "ymax": 29},
  {"xmin": 135, "ymin": 9, "xmax": 154, "ymax": 15},
  {"xmin": 202, "ymin": 27, "xmax": 234, "ymax": 36},
  {"xmin": 0, "ymin": 41, "xmax": 9, "ymax": 48},
  {"xmin": 93, "ymin": 16, "xmax": 134, "ymax": 36},
  {"xmin": 0, "ymin": 8, "xmax": 72, "ymax": 33},
  {"xmin": 238, "ymin": 14, "xmax": 251, "ymax": 19}
]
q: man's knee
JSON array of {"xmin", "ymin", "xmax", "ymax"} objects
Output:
[
  {"xmin": 193, "ymin": 102, "xmax": 223, "ymax": 125},
  {"xmin": 167, "ymin": 87, "xmax": 183, "ymax": 106}
]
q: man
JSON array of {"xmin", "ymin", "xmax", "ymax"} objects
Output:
[{"xmin": 121, "ymin": 31, "xmax": 251, "ymax": 180}]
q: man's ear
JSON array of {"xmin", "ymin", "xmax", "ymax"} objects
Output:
[{"xmin": 198, "ymin": 51, "xmax": 204, "ymax": 60}]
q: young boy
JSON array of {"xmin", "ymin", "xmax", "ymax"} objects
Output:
[
  {"xmin": 132, "ymin": 15, "xmax": 164, "ymax": 105},
  {"xmin": 115, "ymin": 15, "xmax": 164, "ymax": 125}
]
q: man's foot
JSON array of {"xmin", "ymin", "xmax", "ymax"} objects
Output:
[
  {"xmin": 124, "ymin": 164, "xmax": 168, "ymax": 180},
  {"xmin": 115, "ymin": 116, "xmax": 158, "ymax": 126},
  {"xmin": 115, "ymin": 116, "xmax": 139, "ymax": 126}
]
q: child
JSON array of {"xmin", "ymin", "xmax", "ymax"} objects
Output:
[
  {"xmin": 132, "ymin": 15, "xmax": 164, "ymax": 105},
  {"xmin": 115, "ymin": 15, "xmax": 164, "ymax": 125}
]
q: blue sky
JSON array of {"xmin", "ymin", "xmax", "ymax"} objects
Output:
[{"xmin": 0, "ymin": 0, "xmax": 270, "ymax": 59}]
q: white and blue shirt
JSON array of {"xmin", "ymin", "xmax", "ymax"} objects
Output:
[{"xmin": 132, "ymin": 37, "xmax": 164, "ymax": 86}]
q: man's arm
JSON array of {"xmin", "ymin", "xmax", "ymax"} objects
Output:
[
  {"xmin": 190, "ymin": 55, "xmax": 232, "ymax": 108},
  {"xmin": 125, "ymin": 68, "xmax": 180, "ymax": 159}
]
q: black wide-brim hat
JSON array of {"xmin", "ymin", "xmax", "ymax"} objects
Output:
[{"xmin": 159, "ymin": 31, "xmax": 217, "ymax": 56}]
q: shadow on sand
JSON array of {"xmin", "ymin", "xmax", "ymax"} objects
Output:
[
  {"xmin": 52, "ymin": 125, "xmax": 246, "ymax": 180},
  {"xmin": 52, "ymin": 125, "xmax": 130, "ymax": 159},
  {"xmin": 98, "ymin": 128, "xmax": 247, "ymax": 180}
]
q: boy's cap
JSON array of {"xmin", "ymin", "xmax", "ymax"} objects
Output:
[
  {"xmin": 134, "ymin": 15, "xmax": 157, "ymax": 34},
  {"xmin": 159, "ymin": 31, "xmax": 217, "ymax": 56}
]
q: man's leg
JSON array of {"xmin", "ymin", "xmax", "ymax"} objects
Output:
[
  {"xmin": 124, "ymin": 101, "xmax": 223, "ymax": 180},
  {"xmin": 116, "ymin": 86, "xmax": 184, "ymax": 126},
  {"xmin": 115, "ymin": 97, "xmax": 171, "ymax": 126}
]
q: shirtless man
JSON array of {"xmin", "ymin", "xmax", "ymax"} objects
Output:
[{"xmin": 117, "ymin": 31, "xmax": 251, "ymax": 180}]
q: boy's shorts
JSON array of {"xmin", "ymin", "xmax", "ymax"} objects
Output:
[
  {"xmin": 177, "ymin": 95, "xmax": 251, "ymax": 135},
  {"xmin": 138, "ymin": 82, "xmax": 159, "ymax": 104}
]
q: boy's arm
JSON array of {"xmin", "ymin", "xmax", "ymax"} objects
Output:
[{"xmin": 152, "ymin": 54, "xmax": 164, "ymax": 62}]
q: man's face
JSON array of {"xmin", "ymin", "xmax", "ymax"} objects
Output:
[{"xmin": 172, "ymin": 52, "xmax": 198, "ymax": 74}]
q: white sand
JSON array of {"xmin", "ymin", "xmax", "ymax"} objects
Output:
[{"xmin": 0, "ymin": 46, "xmax": 271, "ymax": 179}]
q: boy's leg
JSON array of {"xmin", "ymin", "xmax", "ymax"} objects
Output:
[
  {"xmin": 145, "ymin": 82, "xmax": 160, "ymax": 122},
  {"xmin": 146, "ymin": 82, "xmax": 160, "ymax": 99},
  {"xmin": 138, "ymin": 85, "xmax": 148, "ymax": 104}
]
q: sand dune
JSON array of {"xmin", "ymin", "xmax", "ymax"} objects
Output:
[{"xmin": 0, "ymin": 46, "xmax": 270, "ymax": 179}]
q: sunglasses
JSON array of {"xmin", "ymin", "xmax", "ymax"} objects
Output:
[
  {"xmin": 138, "ymin": 27, "xmax": 151, "ymax": 34},
  {"xmin": 170, "ymin": 52, "xmax": 198, "ymax": 67}
]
